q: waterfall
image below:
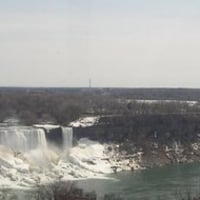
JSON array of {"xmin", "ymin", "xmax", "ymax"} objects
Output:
[
  {"xmin": 0, "ymin": 126, "xmax": 47, "ymax": 152},
  {"xmin": 0, "ymin": 125, "xmax": 73, "ymax": 153},
  {"xmin": 61, "ymin": 127, "xmax": 73, "ymax": 150},
  {"xmin": 36, "ymin": 128, "xmax": 47, "ymax": 150}
]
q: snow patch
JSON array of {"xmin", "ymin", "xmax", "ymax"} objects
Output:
[
  {"xmin": 33, "ymin": 124, "xmax": 60, "ymax": 130},
  {"xmin": 69, "ymin": 117, "xmax": 99, "ymax": 128},
  {"xmin": 0, "ymin": 139, "xmax": 114, "ymax": 189}
]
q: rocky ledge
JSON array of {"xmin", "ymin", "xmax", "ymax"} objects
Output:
[
  {"xmin": 103, "ymin": 141, "xmax": 200, "ymax": 173},
  {"xmin": 72, "ymin": 115, "xmax": 200, "ymax": 172}
]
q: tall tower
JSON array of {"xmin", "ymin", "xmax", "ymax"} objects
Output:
[{"xmin": 89, "ymin": 78, "xmax": 91, "ymax": 88}]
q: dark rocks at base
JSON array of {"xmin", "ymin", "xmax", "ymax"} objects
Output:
[{"xmin": 44, "ymin": 127, "xmax": 63, "ymax": 147}]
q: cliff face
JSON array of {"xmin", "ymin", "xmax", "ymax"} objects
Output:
[
  {"xmin": 74, "ymin": 114, "xmax": 200, "ymax": 143},
  {"xmin": 73, "ymin": 114, "xmax": 200, "ymax": 168}
]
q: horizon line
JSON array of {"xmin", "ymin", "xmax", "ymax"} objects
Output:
[{"xmin": 0, "ymin": 86, "xmax": 200, "ymax": 90}]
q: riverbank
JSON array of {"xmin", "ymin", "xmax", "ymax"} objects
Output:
[{"xmin": 103, "ymin": 141, "xmax": 200, "ymax": 172}]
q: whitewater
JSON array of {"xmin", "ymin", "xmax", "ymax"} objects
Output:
[{"xmin": 0, "ymin": 125, "xmax": 113, "ymax": 189}]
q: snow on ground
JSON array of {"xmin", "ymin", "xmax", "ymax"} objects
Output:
[
  {"xmin": 33, "ymin": 124, "xmax": 60, "ymax": 130},
  {"xmin": 68, "ymin": 138, "xmax": 112, "ymax": 174},
  {"xmin": 0, "ymin": 138, "xmax": 115, "ymax": 189},
  {"xmin": 134, "ymin": 99, "xmax": 198, "ymax": 106},
  {"xmin": 69, "ymin": 117, "xmax": 99, "ymax": 128}
]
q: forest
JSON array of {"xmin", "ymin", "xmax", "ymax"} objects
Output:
[{"xmin": 0, "ymin": 87, "xmax": 200, "ymax": 125}]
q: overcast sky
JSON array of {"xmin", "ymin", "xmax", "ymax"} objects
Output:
[{"xmin": 1, "ymin": 0, "xmax": 200, "ymax": 88}]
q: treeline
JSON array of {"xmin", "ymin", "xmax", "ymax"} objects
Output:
[
  {"xmin": 0, "ymin": 88, "xmax": 200, "ymax": 125},
  {"xmin": 0, "ymin": 92, "xmax": 85, "ymax": 125},
  {"xmin": 103, "ymin": 88, "xmax": 200, "ymax": 101},
  {"xmin": 1, "ymin": 87, "xmax": 200, "ymax": 100}
]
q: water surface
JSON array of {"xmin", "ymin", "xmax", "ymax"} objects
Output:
[{"xmin": 78, "ymin": 163, "xmax": 200, "ymax": 200}]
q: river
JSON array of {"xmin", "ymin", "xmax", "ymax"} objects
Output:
[
  {"xmin": 2, "ymin": 163, "xmax": 200, "ymax": 200},
  {"xmin": 78, "ymin": 163, "xmax": 200, "ymax": 200}
]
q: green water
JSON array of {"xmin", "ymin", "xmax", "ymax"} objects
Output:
[
  {"xmin": 78, "ymin": 163, "xmax": 200, "ymax": 200},
  {"xmin": 2, "ymin": 163, "xmax": 200, "ymax": 200}
]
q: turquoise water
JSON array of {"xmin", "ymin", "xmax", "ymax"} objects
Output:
[
  {"xmin": 77, "ymin": 163, "xmax": 200, "ymax": 200},
  {"xmin": 2, "ymin": 163, "xmax": 200, "ymax": 199}
]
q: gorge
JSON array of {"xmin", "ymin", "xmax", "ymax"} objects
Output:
[{"xmin": 2, "ymin": 113, "xmax": 200, "ymax": 190}]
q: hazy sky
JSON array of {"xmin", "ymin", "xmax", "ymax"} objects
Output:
[{"xmin": 1, "ymin": 0, "xmax": 200, "ymax": 87}]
